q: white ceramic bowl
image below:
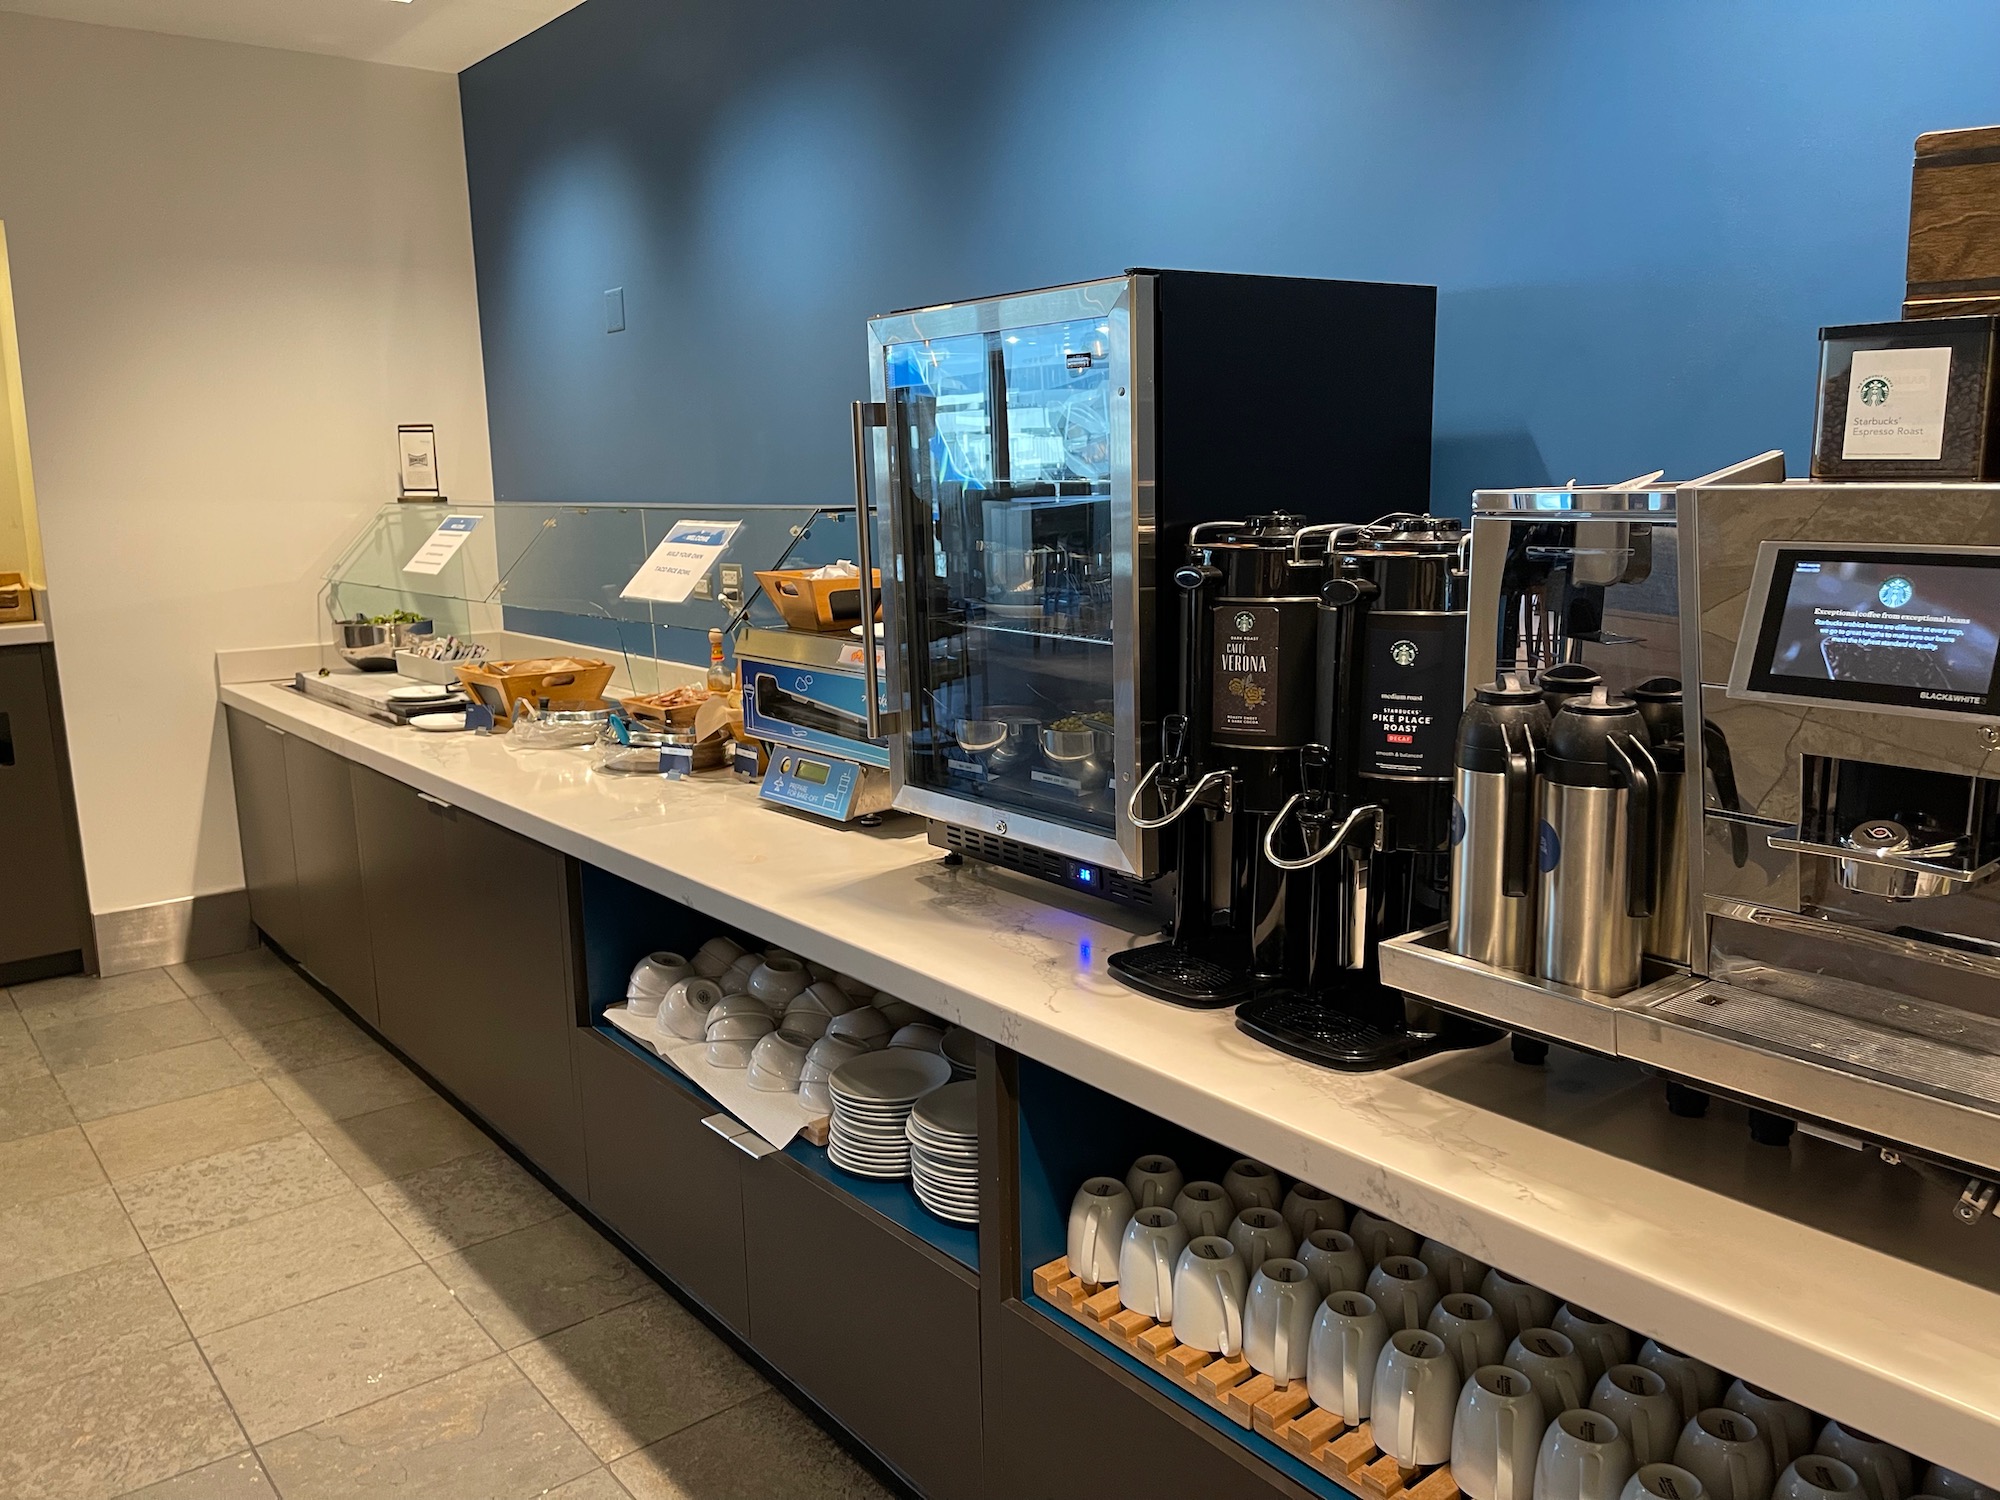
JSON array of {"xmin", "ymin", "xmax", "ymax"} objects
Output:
[
  {"xmin": 726, "ymin": 951, "xmax": 763, "ymax": 989},
  {"xmin": 692, "ymin": 936, "xmax": 744, "ymax": 978},
  {"xmin": 806, "ymin": 959, "xmax": 836, "ymax": 982},
  {"xmin": 716, "ymin": 966, "xmax": 752, "ymax": 998},
  {"xmin": 761, "ymin": 948, "xmax": 803, "ymax": 967},
  {"xmin": 747, "ymin": 1029, "xmax": 813, "ymax": 1092},
  {"xmin": 706, "ymin": 994, "xmax": 771, "ymax": 1031},
  {"xmin": 627, "ymin": 951, "xmax": 693, "ymax": 1000},
  {"xmin": 874, "ymin": 998, "xmax": 930, "ymax": 1030},
  {"xmin": 791, "ymin": 981, "xmax": 860, "ymax": 1020},
  {"xmin": 626, "ymin": 992, "xmax": 664, "ymax": 1021},
  {"xmin": 889, "ymin": 1022, "xmax": 946, "ymax": 1055},
  {"xmin": 747, "ymin": 955, "xmax": 810, "ymax": 1009},
  {"xmin": 826, "ymin": 1006, "xmax": 893, "ymax": 1050},
  {"xmin": 803, "ymin": 1034, "xmax": 865, "ymax": 1082},
  {"xmin": 799, "ymin": 1075, "xmax": 834, "ymax": 1113},
  {"xmin": 658, "ymin": 977, "xmax": 723, "ymax": 1041},
  {"xmin": 704, "ymin": 1006, "xmax": 774, "ymax": 1068},
  {"xmin": 833, "ymin": 973, "xmax": 876, "ymax": 1002},
  {"xmin": 779, "ymin": 1005, "xmax": 831, "ymax": 1041}
]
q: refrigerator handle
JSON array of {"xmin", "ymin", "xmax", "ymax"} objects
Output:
[{"xmin": 851, "ymin": 400, "xmax": 894, "ymax": 740}]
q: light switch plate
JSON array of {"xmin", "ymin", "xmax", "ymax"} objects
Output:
[{"xmin": 604, "ymin": 287, "xmax": 625, "ymax": 334}]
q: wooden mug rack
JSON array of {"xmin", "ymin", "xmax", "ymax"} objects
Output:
[{"xmin": 1034, "ymin": 1255, "xmax": 1462, "ymax": 1500}]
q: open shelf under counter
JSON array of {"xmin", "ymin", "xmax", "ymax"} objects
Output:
[{"xmin": 217, "ymin": 677, "xmax": 2000, "ymax": 1482}]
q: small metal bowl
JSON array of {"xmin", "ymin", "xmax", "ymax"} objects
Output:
[
  {"xmin": 954, "ymin": 718, "xmax": 1007, "ymax": 754},
  {"xmin": 335, "ymin": 620, "xmax": 397, "ymax": 672}
]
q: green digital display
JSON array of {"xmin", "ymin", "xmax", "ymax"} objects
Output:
[{"xmin": 795, "ymin": 759, "xmax": 831, "ymax": 785}]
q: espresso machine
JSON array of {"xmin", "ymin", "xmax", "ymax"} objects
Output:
[
  {"xmin": 1230, "ymin": 515, "xmax": 1492, "ymax": 1068},
  {"xmin": 1108, "ymin": 514, "xmax": 1332, "ymax": 1007}
]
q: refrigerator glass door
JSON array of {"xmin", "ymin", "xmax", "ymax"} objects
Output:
[{"xmin": 869, "ymin": 278, "xmax": 1143, "ymax": 871}]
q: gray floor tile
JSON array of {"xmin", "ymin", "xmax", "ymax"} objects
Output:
[
  {"xmin": 151, "ymin": 1189, "xmax": 417, "ymax": 1335},
  {"xmin": 432, "ymin": 1212, "xmax": 655, "ymax": 1348},
  {"xmin": 37, "ymin": 1000, "xmax": 219, "ymax": 1074},
  {"xmin": 113, "ymin": 1452, "xmax": 275, "ymax": 1498},
  {"xmin": 117, "ymin": 1130, "xmax": 353, "ymax": 1248},
  {"xmin": 509, "ymin": 1295, "xmax": 766, "ymax": 1462},
  {"xmin": 84, "ymin": 1081, "xmax": 299, "ymax": 1183},
  {"xmin": 12, "ymin": 968, "xmax": 188, "ymax": 1032},
  {"xmin": 611, "ymin": 1391, "xmax": 889, "ymax": 1500},
  {"xmin": 257, "ymin": 1354, "xmax": 599, "ymax": 1500},
  {"xmin": 0, "ymin": 1006, "xmax": 49, "ymax": 1085},
  {"xmin": 0, "ymin": 1072, "xmax": 77, "ymax": 1143},
  {"xmin": 0, "ymin": 1124, "xmax": 105, "ymax": 1208},
  {"xmin": 188, "ymin": 977, "xmax": 334, "ymax": 1036},
  {"xmin": 0, "ymin": 1182, "xmax": 145, "ymax": 1295},
  {"xmin": 199, "ymin": 1263, "xmax": 498, "ymax": 1442},
  {"xmin": 166, "ymin": 949, "xmax": 292, "ymax": 999},
  {"xmin": 304, "ymin": 1095, "xmax": 494, "ymax": 1188},
  {"xmin": 365, "ymin": 1147, "xmax": 564, "ymax": 1259},
  {"xmin": 547, "ymin": 1473, "xmax": 632, "ymax": 1500},
  {"xmin": 0, "ymin": 1254, "xmax": 188, "ymax": 1401},
  {"xmin": 0, "ymin": 1341, "xmax": 243, "ymax": 1500},
  {"xmin": 225, "ymin": 1014, "xmax": 381, "ymax": 1078},
  {"xmin": 58, "ymin": 1040, "xmax": 257, "ymax": 1123},
  {"xmin": 265, "ymin": 1051, "xmax": 430, "ymax": 1126}
]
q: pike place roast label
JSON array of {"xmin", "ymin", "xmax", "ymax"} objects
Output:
[
  {"xmin": 1212, "ymin": 605, "xmax": 1281, "ymax": 738},
  {"xmin": 1360, "ymin": 614, "xmax": 1461, "ymax": 778}
]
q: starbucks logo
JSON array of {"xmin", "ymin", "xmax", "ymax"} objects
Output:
[
  {"xmin": 1390, "ymin": 639, "xmax": 1419, "ymax": 667},
  {"xmin": 1234, "ymin": 611, "xmax": 1255, "ymax": 633},
  {"xmin": 1859, "ymin": 376, "xmax": 1892, "ymax": 406},
  {"xmin": 1878, "ymin": 576, "xmax": 1914, "ymax": 609}
]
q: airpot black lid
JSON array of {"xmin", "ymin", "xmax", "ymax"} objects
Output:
[
  {"xmin": 1631, "ymin": 676, "xmax": 1686, "ymax": 771},
  {"xmin": 1545, "ymin": 694, "xmax": 1655, "ymax": 787},
  {"xmin": 1456, "ymin": 679, "xmax": 1552, "ymax": 774}
]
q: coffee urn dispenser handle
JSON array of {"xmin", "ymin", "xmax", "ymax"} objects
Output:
[
  {"xmin": 1502, "ymin": 725, "xmax": 1536, "ymax": 900},
  {"xmin": 1611, "ymin": 735, "xmax": 1657, "ymax": 921}
]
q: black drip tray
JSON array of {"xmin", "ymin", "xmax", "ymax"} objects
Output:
[
  {"xmin": 1236, "ymin": 992, "xmax": 1445, "ymax": 1071},
  {"xmin": 1108, "ymin": 942, "xmax": 1253, "ymax": 1009}
]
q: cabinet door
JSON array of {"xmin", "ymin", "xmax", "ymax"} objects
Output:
[
  {"xmin": 0, "ymin": 646, "xmax": 88, "ymax": 968},
  {"xmin": 742, "ymin": 1158, "xmax": 981, "ymax": 1500},
  {"xmin": 351, "ymin": 767, "xmax": 454, "ymax": 1069},
  {"xmin": 282, "ymin": 736, "xmax": 377, "ymax": 1024},
  {"xmin": 986, "ymin": 1302, "xmax": 1310, "ymax": 1500},
  {"xmin": 575, "ymin": 1029, "xmax": 750, "ymax": 1333},
  {"xmin": 225, "ymin": 708, "xmax": 301, "ymax": 956},
  {"xmin": 445, "ymin": 803, "xmax": 586, "ymax": 1196}
]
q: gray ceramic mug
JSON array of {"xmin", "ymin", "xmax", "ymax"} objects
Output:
[{"xmin": 1538, "ymin": 1407, "xmax": 1638, "ymax": 1500}]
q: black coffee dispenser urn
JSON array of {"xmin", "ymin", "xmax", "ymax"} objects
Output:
[
  {"xmin": 1238, "ymin": 516, "xmax": 1498, "ymax": 1067},
  {"xmin": 1109, "ymin": 514, "xmax": 1329, "ymax": 1007}
]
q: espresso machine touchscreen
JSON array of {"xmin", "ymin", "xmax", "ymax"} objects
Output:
[{"xmin": 1738, "ymin": 547, "xmax": 2000, "ymax": 714}]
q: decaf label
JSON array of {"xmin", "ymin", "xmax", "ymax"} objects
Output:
[
  {"xmin": 1212, "ymin": 605, "xmax": 1281, "ymax": 738},
  {"xmin": 1843, "ymin": 346, "xmax": 1951, "ymax": 461}
]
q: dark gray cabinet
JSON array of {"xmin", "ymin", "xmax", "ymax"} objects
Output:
[
  {"xmin": 282, "ymin": 734, "xmax": 378, "ymax": 1025},
  {"xmin": 225, "ymin": 708, "xmax": 302, "ymax": 958},
  {"xmin": 742, "ymin": 1158, "xmax": 981, "ymax": 1500},
  {"xmin": 575, "ymin": 1028, "xmax": 751, "ymax": 1335},
  {"xmin": 0, "ymin": 645, "xmax": 89, "ymax": 979},
  {"xmin": 351, "ymin": 766, "xmax": 586, "ymax": 1198}
]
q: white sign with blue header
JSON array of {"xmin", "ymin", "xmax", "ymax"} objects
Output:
[
  {"xmin": 402, "ymin": 514, "xmax": 482, "ymax": 576},
  {"xmin": 620, "ymin": 520, "xmax": 742, "ymax": 605}
]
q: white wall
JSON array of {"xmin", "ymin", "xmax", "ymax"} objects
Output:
[{"xmin": 0, "ymin": 11, "xmax": 492, "ymax": 932}]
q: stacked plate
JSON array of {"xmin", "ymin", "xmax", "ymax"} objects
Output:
[
  {"xmin": 940, "ymin": 1026, "xmax": 975, "ymax": 1082},
  {"xmin": 827, "ymin": 1049, "xmax": 952, "ymax": 1180},
  {"xmin": 907, "ymin": 1080, "xmax": 978, "ymax": 1224}
]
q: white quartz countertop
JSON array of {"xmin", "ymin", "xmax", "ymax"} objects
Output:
[{"xmin": 220, "ymin": 679, "xmax": 2000, "ymax": 1480}]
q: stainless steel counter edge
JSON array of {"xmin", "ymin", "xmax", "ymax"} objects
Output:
[{"xmin": 218, "ymin": 678, "xmax": 2000, "ymax": 1480}]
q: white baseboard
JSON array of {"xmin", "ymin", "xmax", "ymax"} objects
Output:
[{"xmin": 94, "ymin": 890, "xmax": 254, "ymax": 975}]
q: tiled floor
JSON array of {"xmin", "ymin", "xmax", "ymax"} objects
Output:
[{"xmin": 0, "ymin": 950, "xmax": 895, "ymax": 1500}]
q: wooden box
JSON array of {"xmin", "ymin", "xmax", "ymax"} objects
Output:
[
  {"xmin": 455, "ymin": 657, "xmax": 613, "ymax": 726},
  {"xmin": 0, "ymin": 571, "xmax": 34, "ymax": 624},
  {"xmin": 1906, "ymin": 125, "xmax": 2000, "ymax": 319},
  {"xmin": 753, "ymin": 569, "xmax": 880, "ymax": 633}
]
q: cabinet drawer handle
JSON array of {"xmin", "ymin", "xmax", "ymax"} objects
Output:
[{"xmin": 416, "ymin": 792, "xmax": 452, "ymax": 812}]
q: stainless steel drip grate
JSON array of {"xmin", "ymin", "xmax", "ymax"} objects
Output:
[{"xmin": 1652, "ymin": 983, "xmax": 2000, "ymax": 1110}]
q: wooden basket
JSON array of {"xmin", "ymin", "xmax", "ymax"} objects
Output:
[
  {"xmin": 0, "ymin": 571, "xmax": 34, "ymax": 625},
  {"xmin": 1033, "ymin": 1255, "xmax": 1460, "ymax": 1500},
  {"xmin": 754, "ymin": 569, "xmax": 880, "ymax": 632},
  {"xmin": 455, "ymin": 657, "xmax": 613, "ymax": 726}
]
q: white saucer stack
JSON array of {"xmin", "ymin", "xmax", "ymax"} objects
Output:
[
  {"xmin": 827, "ymin": 1049, "xmax": 952, "ymax": 1181},
  {"xmin": 907, "ymin": 1079, "xmax": 978, "ymax": 1224}
]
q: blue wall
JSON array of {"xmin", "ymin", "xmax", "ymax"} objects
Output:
[{"xmin": 460, "ymin": 0, "xmax": 2000, "ymax": 515}]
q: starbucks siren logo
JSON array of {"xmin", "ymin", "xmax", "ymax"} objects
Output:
[
  {"xmin": 1878, "ymin": 575, "xmax": 1914, "ymax": 609},
  {"xmin": 1234, "ymin": 611, "xmax": 1255, "ymax": 633},
  {"xmin": 1390, "ymin": 639, "xmax": 1419, "ymax": 667},
  {"xmin": 1859, "ymin": 375, "xmax": 1892, "ymax": 406}
]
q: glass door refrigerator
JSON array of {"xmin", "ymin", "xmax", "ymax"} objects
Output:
[{"xmin": 854, "ymin": 269, "xmax": 1437, "ymax": 903}]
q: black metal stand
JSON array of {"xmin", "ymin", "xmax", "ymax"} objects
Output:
[
  {"xmin": 1106, "ymin": 942, "xmax": 1254, "ymax": 1009},
  {"xmin": 1235, "ymin": 992, "xmax": 1496, "ymax": 1071}
]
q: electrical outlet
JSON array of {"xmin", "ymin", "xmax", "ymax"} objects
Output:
[
  {"xmin": 604, "ymin": 287, "xmax": 626, "ymax": 334},
  {"xmin": 719, "ymin": 564, "xmax": 743, "ymax": 607},
  {"xmin": 691, "ymin": 575, "xmax": 712, "ymax": 599}
]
